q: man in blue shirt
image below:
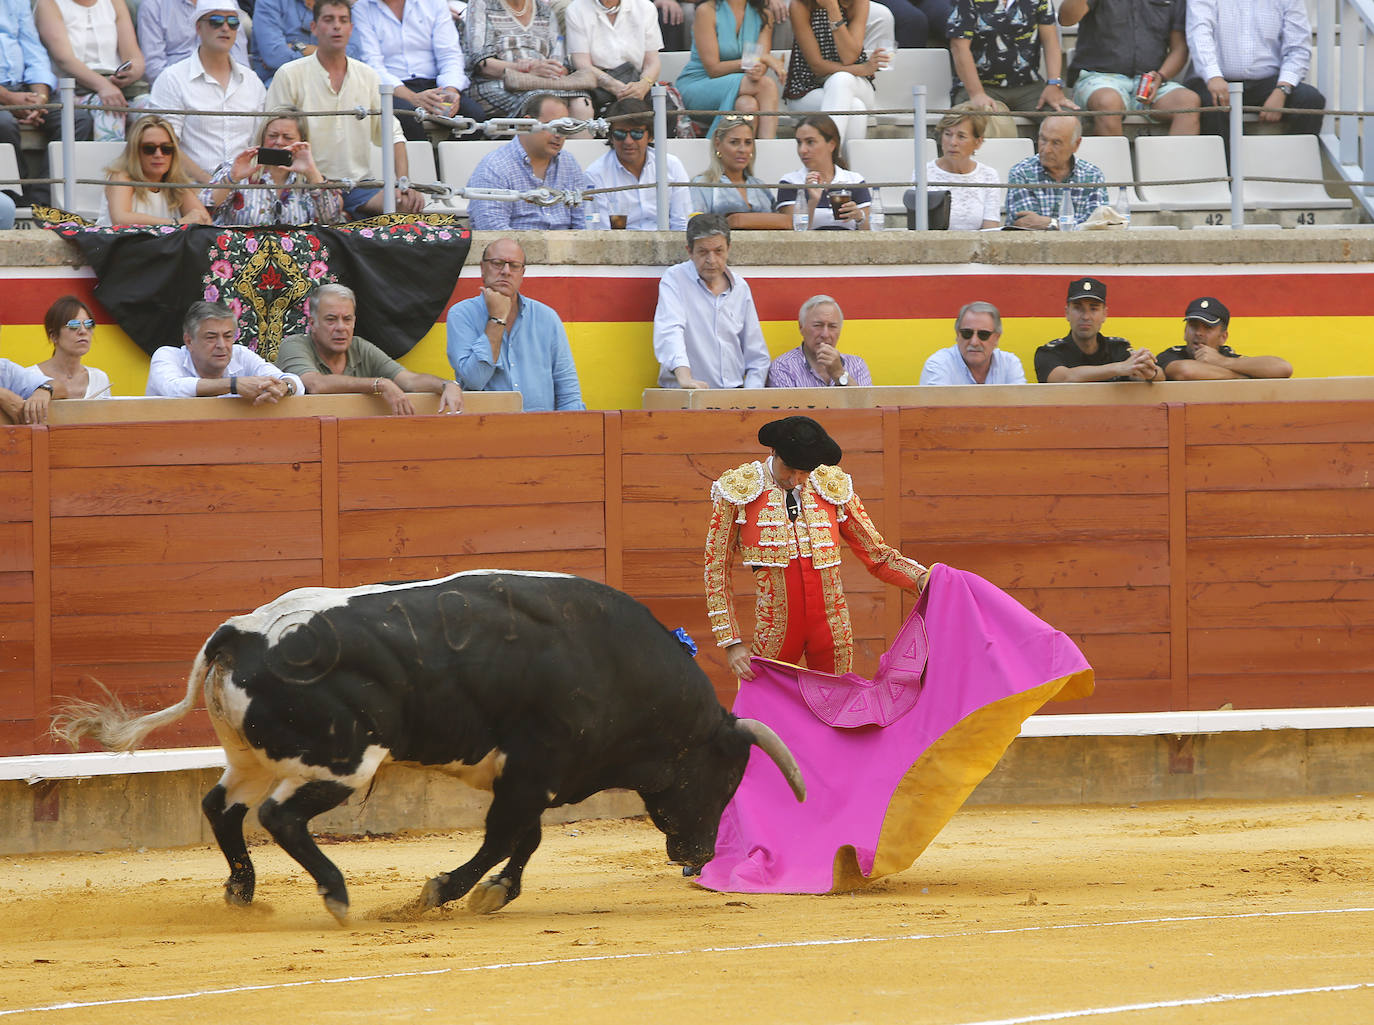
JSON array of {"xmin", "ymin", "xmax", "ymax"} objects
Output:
[
  {"xmin": 467, "ymin": 95, "xmax": 589, "ymax": 231},
  {"xmin": 0, "ymin": 0, "xmax": 59, "ymax": 206},
  {"xmin": 1, "ymin": 356, "xmax": 61, "ymax": 423},
  {"xmin": 446, "ymin": 238, "xmax": 585, "ymax": 412},
  {"xmin": 1005, "ymin": 115, "xmax": 1108, "ymax": 230},
  {"xmin": 920, "ymin": 301, "xmax": 1027, "ymax": 385}
]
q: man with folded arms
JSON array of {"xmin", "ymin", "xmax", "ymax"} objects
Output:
[
  {"xmin": 146, "ymin": 301, "xmax": 304, "ymax": 401},
  {"xmin": 1156, "ymin": 297, "xmax": 1293, "ymax": 381}
]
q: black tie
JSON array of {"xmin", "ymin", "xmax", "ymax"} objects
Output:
[{"xmin": 785, "ymin": 489, "xmax": 800, "ymax": 522}]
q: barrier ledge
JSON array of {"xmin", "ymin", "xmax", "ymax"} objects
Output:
[
  {"xmin": 643, "ymin": 377, "xmax": 1374, "ymax": 409},
  {"xmin": 9, "ymin": 708, "xmax": 1371, "ymax": 782},
  {"xmin": 8, "ymin": 225, "xmax": 1374, "ymax": 272},
  {"xmin": 40, "ymin": 390, "xmax": 521, "ymax": 425}
]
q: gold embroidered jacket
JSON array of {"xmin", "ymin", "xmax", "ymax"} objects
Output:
[{"xmin": 703, "ymin": 460, "xmax": 927, "ymax": 649}]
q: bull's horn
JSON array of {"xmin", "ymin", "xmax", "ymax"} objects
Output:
[{"xmin": 737, "ymin": 718, "xmax": 806, "ymax": 802}]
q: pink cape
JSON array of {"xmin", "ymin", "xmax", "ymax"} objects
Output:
[{"xmin": 698, "ymin": 564, "xmax": 1094, "ymax": 894}]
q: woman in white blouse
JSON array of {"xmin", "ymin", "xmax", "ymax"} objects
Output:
[
  {"xmin": 34, "ymin": 0, "xmax": 143, "ymax": 141},
  {"xmin": 31, "ymin": 297, "xmax": 112, "ymax": 400},
  {"xmin": 925, "ymin": 110, "xmax": 1001, "ymax": 231},
  {"xmin": 566, "ymin": 0, "xmax": 664, "ymax": 113}
]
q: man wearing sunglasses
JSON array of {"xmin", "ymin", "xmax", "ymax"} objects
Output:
[
  {"xmin": 585, "ymin": 97, "xmax": 691, "ymax": 231},
  {"xmin": 140, "ymin": 0, "xmax": 250, "ymax": 84},
  {"xmin": 1034, "ymin": 277, "xmax": 1161, "ymax": 383},
  {"xmin": 920, "ymin": 301, "xmax": 1027, "ymax": 385},
  {"xmin": 150, "ymin": 0, "xmax": 267, "ymax": 176}
]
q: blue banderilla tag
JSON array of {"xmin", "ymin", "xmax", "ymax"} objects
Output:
[{"xmin": 672, "ymin": 627, "xmax": 698, "ymax": 657}]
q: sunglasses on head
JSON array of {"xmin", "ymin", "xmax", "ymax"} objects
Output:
[
  {"xmin": 611, "ymin": 128, "xmax": 647, "ymax": 141},
  {"xmin": 65, "ymin": 318, "xmax": 96, "ymax": 330},
  {"xmin": 202, "ymin": 13, "xmax": 241, "ymax": 27},
  {"xmin": 958, "ymin": 328, "xmax": 995, "ymax": 341},
  {"xmin": 140, "ymin": 142, "xmax": 176, "ymax": 155}
]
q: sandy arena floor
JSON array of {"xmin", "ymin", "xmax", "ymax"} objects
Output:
[{"xmin": 2, "ymin": 796, "xmax": 1372, "ymax": 1024}]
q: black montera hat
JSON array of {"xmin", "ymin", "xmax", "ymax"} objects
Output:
[{"xmin": 758, "ymin": 416, "xmax": 842, "ymax": 471}]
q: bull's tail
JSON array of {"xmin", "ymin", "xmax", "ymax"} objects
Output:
[{"xmin": 51, "ymin": 633, "xmax": 222, "ymax": 753}]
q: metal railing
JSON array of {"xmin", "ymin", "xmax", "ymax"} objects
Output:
[{"xmin": 1315, "ymin": 0, "xmax": 1374, "ymax": 218}]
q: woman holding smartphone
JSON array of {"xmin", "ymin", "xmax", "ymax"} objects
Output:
[
  {"xmin": 774, "ymin": 113, "xmax": 871, "ymax": 230},
  {"xmin": 202, "ymin": 110, "xmax": 344, "ymax": 226},
  {"xmin": 34, "ymin": 0, "xmax": 144, "ymax": 141}
]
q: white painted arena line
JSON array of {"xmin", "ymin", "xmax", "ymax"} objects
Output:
[
  {"xmin": 942, "ymin": 981, "xmax": 1374, "ymax": 1025},
  {"xmin": 4, "ymin": 905, "xmax": 1372, "ymax": 1019}
]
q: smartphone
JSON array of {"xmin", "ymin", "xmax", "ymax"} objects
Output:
[{"xmin": 257, "ymin": 147, "xmax": 294, "ymax": 166}]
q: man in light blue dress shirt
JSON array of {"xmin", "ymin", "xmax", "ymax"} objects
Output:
[
  {"xmin": 446, "ymin": 238, "xmax": 585, "ymax": 412},
  {"xmin": 0, "ymin": 0, "xmax": 58, "ymax": 205},
  {"xmin": 919, "ymin": 301, "xmax": 1028, "ymax": 385},
  {"xmin": 652, "ymin": 214, "xmax": 770, "ymax": 390},
  {"xmin": 467, "ymin": 95, "xmax": 590, "ymax": 231}
]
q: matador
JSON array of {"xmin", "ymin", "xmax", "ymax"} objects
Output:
[{"xmin": 704, "ymin": 416, "xmax": 929, "ymax": 680}]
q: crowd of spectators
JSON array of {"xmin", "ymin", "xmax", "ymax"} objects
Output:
[{"xmin": 0, "ymin": 0, "xmax": 1329, "ymax": 222}]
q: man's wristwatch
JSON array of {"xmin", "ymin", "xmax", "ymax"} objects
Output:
[
  {"xmin": 1046, "ymin": 77, "xmax": 1063, "ymax": 87},
  {"xmin": 1277, "ymin": 82, "xmax": 1294, "ymax": 95},
  {"xmin": 35, "ymin": 382, "xmax": 53, "ymax": 394},
  {"xmin": 488, "ymin": 315, "xmax": 507, "ymax": 326},
  {"xmin": 837, "ymin": 372, "xmax": 850, "ymax": 386}
]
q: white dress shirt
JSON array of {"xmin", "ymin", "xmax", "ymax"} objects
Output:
[
  {"xmin": 1186, "ymin": 0, "xmax": 1312, "ymax": 85},
  {"xmin": 352, "ymin": 0, "xmax": 469, "ymax": 91},
  {"xmin": 564, "ymin": 0, "xmax": 663, "ymax": 73},
  {"xmin": 919, "ymin": 345, "xmax": 1027, "ymax": 386},
  {"xmin": 145, "ymin": 344, "xmax": 304, "ymax": 397},
  {"xmin": 652, "ymin": 260, "xmax": 770, "ymax": 389},
  {"xmin": 148, "ymin": 47, "xmax": 267, "ymax": 173},
  {"xmin": 585, "ymin": 147, "xmax": 692, "ymax": 231}
]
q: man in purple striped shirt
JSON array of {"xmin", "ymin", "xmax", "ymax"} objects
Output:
[{"xmin": 766, "ymin": 295, "xmax": 873, "ymax": 389}]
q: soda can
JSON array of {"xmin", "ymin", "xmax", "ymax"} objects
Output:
[{"xmin": 1135, "ymin": 71, "xmax": 1160, "ymax": 103}]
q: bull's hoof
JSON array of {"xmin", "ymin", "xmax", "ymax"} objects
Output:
[
  {"xmin": 224, "ymin": 876, "xmax": 255, "ymax": 907},
  {"xmin": 467, "ymin": 877, "xmax": 512, "ymax": 915},
  {"xmin": 318, "ymin": 884, "xmax": 349, "ymax": 925},
  {"xmin": 420, "ymin": 874, "xmax": 450, "ymax": 910}
]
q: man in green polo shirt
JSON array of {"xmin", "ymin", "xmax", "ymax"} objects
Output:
[{"xmin": 276, "ymin": 284, "xmax": 464, "ymax": 414}]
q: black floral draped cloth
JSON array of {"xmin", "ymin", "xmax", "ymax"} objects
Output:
[{"xmin": 36, "ymin": 207, "xmax": 472, "ymax": 361}]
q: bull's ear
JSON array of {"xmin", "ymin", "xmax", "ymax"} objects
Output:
[{"xmin": 736, "ymin": 718, "xmax": 806, "ymax": 801}]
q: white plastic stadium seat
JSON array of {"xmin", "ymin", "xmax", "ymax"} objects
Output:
[
  {"xmin": 656, "ymin": 50, "xmax": 691, "ymax": 87},
  {"xmin": 0, "ymin": 143, "xmax": 29, "ymax": 221},
  {"xmin": 968, "ymin": 137, "xmax": 1032, "ymax": 214},
  {"xmin": 751, "ymin": 138, "xmax": 796, "ymax": 191},
  {"xmin": 663, "ymin": 137, "xmax": 709, "ymax": 179},
  {"xmin": 872, "ymin": 48, "xmax": 953, "ymax": 127},
  {"xmin": 1074, "ymin": 135, "xmax": 1157, "ymax": 212},
  {"xmin": 845, "ymin": 137, "xmax": 934, "ymax": 218},
  {"xmin": 370, "ymin": 140, "xmax": 460, "ymax": 214},
  {"xmin": 434, "ymin": 139, "xmax": 505, "ymax": 218},
  {"xmin": 46, "ymin": 140, "xmax": 125, "ymax": 219},
  {"xmin": 1236, "ymin": 135, "xmax": 1350, "ymax": 211},
  {"xmin": 1133, "ymin": 135, "xmax": 1232, "ymax": 210}
]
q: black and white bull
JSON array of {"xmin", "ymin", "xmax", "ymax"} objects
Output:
[{"xmin": 53, "ymin": 571, "xmax": 804, "ymax": 923}]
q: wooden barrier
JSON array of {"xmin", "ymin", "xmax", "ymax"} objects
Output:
[{"xmin": 2, "ymin": 399, "xmax": 1372, "ymax": 757}]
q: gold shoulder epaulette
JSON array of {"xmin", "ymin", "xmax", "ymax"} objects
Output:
[
  {"xmin": 809, "ymin": 464, "xmax": 854, "ymax": 505},
  {"xmin": 711, "ymin": 461, "xmax": 768, "ymax": 505}
]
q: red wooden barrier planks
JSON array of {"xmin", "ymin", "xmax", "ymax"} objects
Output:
[
  {"xmin": 339, "ymin": 455, "xmax": 606, "ymax": 511},
  {"xmin": 339, "ymin": 503, "xmax": 606, "ymax": 561},
  {"xmin": 50, "ymin": 510, "xmax": 324, "ymax": 566}
]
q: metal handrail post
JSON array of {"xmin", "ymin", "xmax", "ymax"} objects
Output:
[
  {"xmin": 1228, "ymin": 81, "xmax": 1244, "ymax": 228},
  {"xmin": 380, "ymin": 84, "xmax": 396, "ymax": 214},
  {"xmin": 913, "ymin": 84, "xmax": 928, "ymax": 230},
  {"xmin": 60, "ymin": 78, "xmax": 75, "ymax": 210},
  {"xmin": 1339, "ymin": 14, "xmax": 1364, "ymax": 166},
  {"xmin": 651, "ymin": 84, "xmax": 669, "ymax": 231}
]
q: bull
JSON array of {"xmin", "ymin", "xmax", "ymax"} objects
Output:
[{"xmin": 52, "ymin": 571, "xmax": 804, "ymax": 923}]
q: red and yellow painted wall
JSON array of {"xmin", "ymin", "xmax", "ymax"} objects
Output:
[{"xmin": 3, "ymin": 263, "xmax": 1372, "ymax": 406}]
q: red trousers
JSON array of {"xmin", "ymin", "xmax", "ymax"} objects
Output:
[{"xmin": 762, "ymin": 555, "xmax": 842, "ymax": 674}]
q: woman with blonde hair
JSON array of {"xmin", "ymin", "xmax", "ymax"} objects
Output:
[
  {"xmin": 99, "ymin": 116, "xmax": 212, "ymax": 226},
  {"xmin": 690, "ymin": 115, "xmax": 792, "ymax": 228},
  {"xmin": 925, "ymin": 110, "xmax": 1001, "ymax": 230},
  {"xmin": 202, "ymin": 109, "xmax": 343, "ymax": 226},
  {"xmin": 30, "ymin": 296, "xmax": 112, "ymax": 399}
]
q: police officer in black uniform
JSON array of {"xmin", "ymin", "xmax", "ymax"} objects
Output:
[{"xmin": 1034, "ymin": 277, "xmax": 1162, "ymax": 383}]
